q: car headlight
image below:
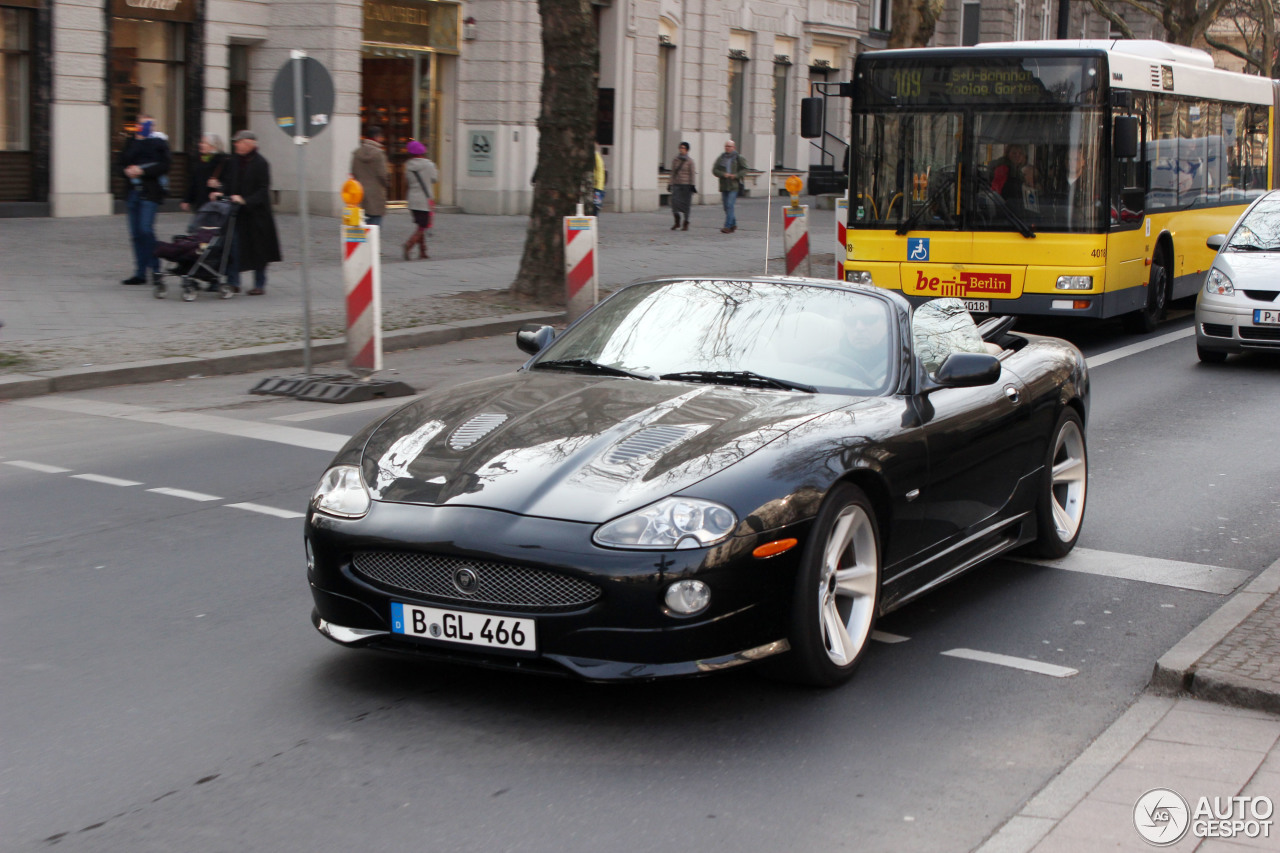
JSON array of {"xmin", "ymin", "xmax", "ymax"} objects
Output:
[
  {"xmin": 311, "ymin": 465, "xmax": 371, "ymax": 518},
  {"xmin": 845, "ymin": 270, "xmax": 874, "ymax": 286},
  {"xmin": 594, "ymin": 497, "xmax": 737, "ymax": 550},
  {"xmin": 1205, "ymin": 268, "xmax": 1234, "ymax": 296}
]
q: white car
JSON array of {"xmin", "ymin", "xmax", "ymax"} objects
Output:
[{"xmin": 1196, "ymin": 190, "xmax": 1280, "ymax": 363}]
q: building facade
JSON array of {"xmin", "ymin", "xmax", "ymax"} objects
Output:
[{"xmin": 0, "ymin": 0, "xmax": 1163, "ymax": 218}]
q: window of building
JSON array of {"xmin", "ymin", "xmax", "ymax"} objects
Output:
[
  {"xmin": 658, "ymin": 24, "xmax": 676, "ymax": 168},
  {"xmin": 0, "ymin": 5, "xmax": 31, "ymax": 152},
  {"xmin": 1013, "ymin": 0, "xmax": 1026, "ymax": 40},
  {"xmin": 729, "ymin": 54, "xmax": 747, "ymax": 147},
  {"xmin": 871, "ymin": 0, "xmax": 891, "ymax": 33},
  {"xmin": 772, "ymin": 56, "xmax": 789, "ymax": 168},
  {"xmin": 1040, "ymin": 0, "xmax": 1052, "ymax": 39},
  {"xmin": 962, "ymin": 1, "xmax": 981, "ymax": 46},
  {"xmin": 229, "ymin": 44, "xmax": 249, "ymax": 137}
]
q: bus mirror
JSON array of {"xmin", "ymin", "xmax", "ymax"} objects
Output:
[
  {"xmin": 1114, "ymin": 116, "xmax": 1139, "ymax": 159},
  {"xmin": 801, "ymin": 98, "xmax": 824, "ymax": 139}
]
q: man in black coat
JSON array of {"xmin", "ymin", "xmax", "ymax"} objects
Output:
[
  {"xmin": 118, "ymin": 115, "xmax": 171, "ymax": 285},
  {"xmin": 217, "ymin": 130, "xmax": 282, "ymax": 295}
]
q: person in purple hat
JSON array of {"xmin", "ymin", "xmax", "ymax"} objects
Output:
[{"xmin": 402, "ymin": 139, "xmax": 438, "ymax": 260}]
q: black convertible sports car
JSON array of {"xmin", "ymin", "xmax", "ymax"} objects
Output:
[{"xmin": 306, "ymin": 278, "xmax": 1089, "ymax": 686}]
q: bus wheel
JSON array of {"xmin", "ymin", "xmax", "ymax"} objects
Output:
[{"xmin": 1122, "ymin": 254, "xmax": 1169, "ymax": 334}]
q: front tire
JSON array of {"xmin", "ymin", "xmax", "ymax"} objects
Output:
[
  {"xmin": 1122, "ymin": 254, "xmax": 1169, "ymax": 334},
  {"xmin": 1030, "ymin": 409, "xmax": 1087, "ymax": 558},
  {"xmin": 786, "ymin": 484, "xmax": 881, "ymax": 687}
]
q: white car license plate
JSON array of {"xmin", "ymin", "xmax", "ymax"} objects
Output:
[
  {"xmin": 391, "ymin": 602, "xmax": 536, "ymax": 652},
  {"xmin": 962, "ymin": 300, "xmax": 990, "ymax": 313},
  {"xmin": 1253, "ymin": 309, "xmax": 1280, "ymax": 325}
]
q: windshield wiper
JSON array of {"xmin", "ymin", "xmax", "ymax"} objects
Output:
[
  {"xmin": 1231, "ymin": 243, "xmax": 1280, "ymax": 252},
  {"xmin": 978, "ymin": 185, "xmax": 1036, "ymax": 238},
  {"xmin": 896, "ymin": 173, "xmax": 956, "ymax": 236},
  {"xmin": 659, "ymin": 370, "xmax": 817, "ymax": 393},
  {"xmin": 535, "ymin": 358, "xmax": 655, "ymax": 380}
]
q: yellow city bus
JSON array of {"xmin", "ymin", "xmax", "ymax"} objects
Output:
[{"xmin": 807, "ymin": 40, "xmax": 1280, "ymax": 332}]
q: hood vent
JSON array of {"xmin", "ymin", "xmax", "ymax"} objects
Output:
[
  {"xmin": 448, "ymin": 413, "xmax": 508, "ymax": 450},
  {"xmin": 604, "ymin": 425, "xmax": 699, "ymax": 465}
]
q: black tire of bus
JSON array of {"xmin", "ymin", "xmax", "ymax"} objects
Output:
[{"xmin": 1122, "ymin": 251, "xmax": 1169, "ymax": 335}]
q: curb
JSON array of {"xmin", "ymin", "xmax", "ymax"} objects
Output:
[
  {"xmin": 0, "ymin": 311, "xmax": 565, "ymax": 400},
  {"xmin": 1150, "ymin": 555, "xmax": 1280, "ymax": 709}
]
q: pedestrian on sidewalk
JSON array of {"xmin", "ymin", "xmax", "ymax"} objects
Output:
[
  {"xmin": 351, "ymin": 126, "xmax": 389, "ymax": 227},
  {"xmin": 668, "ymin": 141, "xmax": 695, "ymax": 231},
  {"xmin": 713, "ymin": 139, "xmax": 748, "ymax": 233},
  {"xmin": 217, "ymin": 130, "xmax": 281, "ymax": 296},
  {"xmin": 181, "ymin": 133, "xmax": 227, "ymax": 214},
  {"xmin": 403, "ymin": 139, "xmax": 437, "ymax": 260},
  {"xmin": 118, "ymin": 115, "xmax": 171, "ymax": 285}
]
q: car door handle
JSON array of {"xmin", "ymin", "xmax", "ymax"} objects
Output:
[{"xmin": 1004, "ymin": 385, "xmax": 1020, "ymax": 404}]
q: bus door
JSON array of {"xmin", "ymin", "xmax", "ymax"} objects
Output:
[{"xmin": 1106, "ymin": 97, "xmax": 1148, "ymax": 309}]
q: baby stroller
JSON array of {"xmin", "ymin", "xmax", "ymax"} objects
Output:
[{"xmin": 153, "ymin": 199, "xmax": 238, "ymax": 302}]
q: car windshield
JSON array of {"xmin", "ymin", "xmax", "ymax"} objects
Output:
[
  {"xmin": 1228, "ymin": 197, "xmax": 1280, "ymax": 251},
  {"xmin": 532, "ymin": 280, "xmax": 896, "ymax": 395}
]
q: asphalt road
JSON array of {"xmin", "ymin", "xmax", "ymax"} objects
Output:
[{"xmin": 2, "ymin": 313, "xmax": 1278, "ymax": 851}]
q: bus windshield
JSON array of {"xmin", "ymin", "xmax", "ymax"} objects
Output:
[{"xmin": 850, "ymin": 56, "xmax": 1110, "ymax": 235}]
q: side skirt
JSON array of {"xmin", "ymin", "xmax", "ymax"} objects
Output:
[{"xmin": 880, "ymin": 512, "xmax": 1030, "ymax": 614}]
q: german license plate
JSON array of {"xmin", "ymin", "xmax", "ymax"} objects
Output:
[
  {"xmin": 962, "ymin": 300, "xmax": 990, "ymax": 313},
  {"xmin": 391, "ymin": 602, "xmax": 536, "ymax": 652},
  {"xmin": 1253, "ymin": 309, "xmax": 1280, "ymax": 325}
]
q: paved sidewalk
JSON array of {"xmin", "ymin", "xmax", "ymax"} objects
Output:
[{"xmin": 0, "ymin": 197, "xmax": 838, "ymax": 386}]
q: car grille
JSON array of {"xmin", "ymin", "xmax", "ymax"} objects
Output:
[
  {"xmin": 1240, "ymin": 326, "xmax": 1280, "ymax": 342},
  {"xmin": 1244, "ymin": 290, "xmax": 1279, "ymax": 303},
  {"xmin": 1201, "ymin": 323, "xmax": 1233, "ymax": 338},
  {"xmin": 351, "ymin": 551, "xmax": 602, "ymax": 612}
]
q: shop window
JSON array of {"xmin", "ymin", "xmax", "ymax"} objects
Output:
[
  {"xmin": 1, "ymin": 6, "xmax": 30, "ymax": 151},
  {"xmin": 229, "ymin": 44, "xmax": 249, "ymax": 137},
  {"xmin": 729, "ymin": 54, "xmax": 747, "ymax": 147}
]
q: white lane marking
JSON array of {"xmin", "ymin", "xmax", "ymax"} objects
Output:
[
  {"xmin": 226, "ymin": 502, "xmax": 306, "ymax": 519},
  {"xmin": 148, "ymin": 487, "xmax": 222, "ymax": 502},
  {"xmin": 872, "ymin": 630, "xmax": 910, "ymax": 644},
  {"xmin": 4, "ymin": 460, "xmax": 73, "ymax": 473},
  {"xmin": 71, "ymin": 473, "xmax": 143, "ymax": 487},
  {"xmin": 271, "ymin": 398, "xmax": 407, "ymax": 422},
  {"xmin": 1085, "ymin": 326, "xmax": 1194, "ymax": 368},
  {"xmin": 13, "ymin": 398, "xmax": 347, "ymax": 452},
  {"xmin": 1009, "ymin": 547, "xmax": 1249, "ymax": 595},
  {"xmin": 942, "ymin": 648, "xmax": 1078, "ymax": 678}
]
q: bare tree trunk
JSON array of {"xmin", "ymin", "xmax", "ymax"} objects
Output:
[
  {"xmin": 888, "ymin": 0, "xmax": 947, "ymax": 48},
  {"xmin": 510, "ymin": 0, "xmax": 598, "ymax": 304}
]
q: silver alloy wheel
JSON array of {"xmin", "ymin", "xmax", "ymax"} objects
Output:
[
  {"xmin": 1049, "ymin": 419, "xmax": 1087, "ymax": 542},
  {"xmin": 817, "ymin": 504, "xmax": 879, "ymax": 666}
]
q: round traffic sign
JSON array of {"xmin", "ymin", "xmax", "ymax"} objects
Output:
[{"xmin": 271, "ymin": 56, "xmax": 335, "ymax": 139}]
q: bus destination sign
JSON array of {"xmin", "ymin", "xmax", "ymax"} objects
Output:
[{"xmin": 860, "ymin": 58, "xmax": 1101, "ymax": 107}]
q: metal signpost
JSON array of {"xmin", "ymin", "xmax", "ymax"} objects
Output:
[{"xmin": 270, "ymin": 51, "xmax": 334, "ymax": 375}]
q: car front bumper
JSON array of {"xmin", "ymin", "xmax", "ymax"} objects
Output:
[
  {"xmin": 1195, "ymin": 292, "xmax": 1280, "ymax": 354},
  {"xmin": 306, "ymin": 502, "xmax": 810, "ymax": 681}
]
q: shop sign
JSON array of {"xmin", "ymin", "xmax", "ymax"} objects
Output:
[
  {"xmin": 364, "ymin": 0, "xmax": 460, "ymax": 53},
  {"xmin": 467, "ymin": 130, "xmax": 494, "ymax": 176},
  {"xmin": 109, "ymin": 0, "xmax": 196, "ymax": 23}
]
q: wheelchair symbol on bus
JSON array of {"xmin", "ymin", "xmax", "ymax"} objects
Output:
[{"xmin": 907, "ymin": 238, "xmax": 930, "ymax": 261}]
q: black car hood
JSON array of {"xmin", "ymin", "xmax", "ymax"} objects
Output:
[{"xmin": 359, "ymin": 370, "xmax": 858, "ymax": 523}]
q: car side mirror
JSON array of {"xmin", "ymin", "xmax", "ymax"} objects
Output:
[
  {"xmin": 516, "ymin": 324, "xmax": 556, "ymax": 355},
  {"xmin": 1206, "ymin": 234, "xmax": 1226, "ymax": 251},
  {"xmin": 931, "ymin": 352, "xmax": 1001, "ymax": 389}
]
